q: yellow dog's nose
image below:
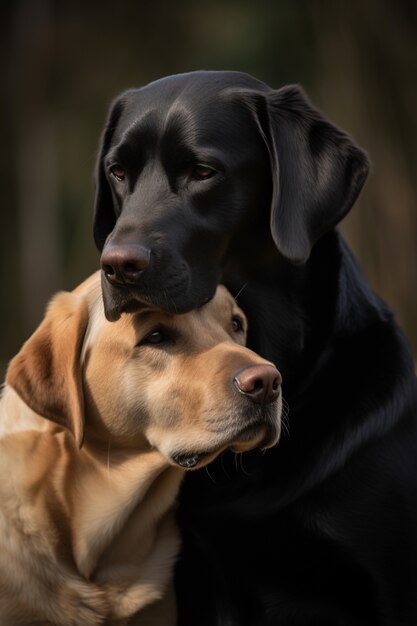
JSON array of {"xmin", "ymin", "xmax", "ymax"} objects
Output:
[{"xmin": 233, "ymin": 364, "xmax": 282, "ymax": 404}]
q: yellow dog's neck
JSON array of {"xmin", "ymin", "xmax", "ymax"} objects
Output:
[
  {"xmin": 0, "ymin": 385, "xmax": 183, "ymax": 579},
  {"xmin": 72, "ymin": 440, "xmax": 182, "ymax": 579}
]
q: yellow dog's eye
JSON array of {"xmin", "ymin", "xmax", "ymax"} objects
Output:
[
  {"xmin": 232, "ymin": 316, "xmax": 244, "ymax": 333},
  {"xmin": 142, "ymin": 330, "xmax": 165, "ymax": 345},
  {"xmin": 138, "ymin": 327, "xmax": 176, "ymax": 347},
  {"xmin": 110, "ymin": 165, "xmax": 126, "ymax": 182}
]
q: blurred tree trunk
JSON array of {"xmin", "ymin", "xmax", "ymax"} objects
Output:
[
  {"xmin": 11, "ymin": 0, "xmax": 62, "ymax": 335},
  {"xmin": 308, "ymin": 0, "xmax": 417, "ymax": 355}
]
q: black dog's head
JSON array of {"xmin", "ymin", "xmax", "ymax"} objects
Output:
[{"xmin": 94, "ymin": 71, "xmax": 369, "ymax": 321}]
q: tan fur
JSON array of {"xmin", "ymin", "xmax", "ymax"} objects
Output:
[{"xmin": 0, "ymin": 272, "xmax": 281, "ymax": 625}]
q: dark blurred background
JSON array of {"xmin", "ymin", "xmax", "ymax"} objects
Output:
[{"xmin": 1, "ymin": 0, "xmax": 416, "ymax": 377}]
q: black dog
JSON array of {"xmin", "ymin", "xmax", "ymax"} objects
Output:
[{"xmin": 93, "ymin": 71, "xmax": 417, "ymax": 626}]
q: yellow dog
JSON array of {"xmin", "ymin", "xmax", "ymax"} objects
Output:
[{"xmin": 0, "ymin": 272, "xmax": 282, "ymax": 625}]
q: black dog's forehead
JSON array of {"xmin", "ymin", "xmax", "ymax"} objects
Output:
[
  {"xmin": 110, "ymin": 70, "xmax": 270, "ymax": 152},
  {"xmin": 133, "ymin": 70, "xmax": 270, "ymax": 106}
]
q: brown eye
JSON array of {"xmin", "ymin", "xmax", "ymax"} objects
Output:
[
  {"xmin": 110, "ymin": 166, "xmax": 126, "ymax": 182},
  {"xmin": 138, "ymin": 327, "xmax": 176, "ymax": 347},
  {"xmin": 232, "ymin": 316, "xmax": 244, "ymax": 333},
  {"xmin": 141, "ymin": 330, "xmax": 165, "ymax": 345},
  {"xmin": 192, "ymin": 164, "xmax": 216, "ymax": 181}
]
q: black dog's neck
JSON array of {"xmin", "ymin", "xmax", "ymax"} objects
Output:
[{"xmin": 223, "ymin": 231, "xmax": 350, "ymax": 401}]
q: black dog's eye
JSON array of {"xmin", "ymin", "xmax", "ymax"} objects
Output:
[
  {"xmin": 110, "ymin": 165, "xmax": 126, "ymax": 182},
  {"xmin": 192, "ymin": 164, "xmax": 217, "ymax": 181},
  {"xmin": 232, "ymin": 315, "xmax": 244, "ymax": 333}
]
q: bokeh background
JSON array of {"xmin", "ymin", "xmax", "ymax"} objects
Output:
[{"xmin": 1, "ymin": 0, "xmax": 416, "ymax": 377}]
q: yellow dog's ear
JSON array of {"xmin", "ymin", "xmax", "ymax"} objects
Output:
[{"xmin": 6, "ymin": 291, "xmax": 89, "ymax": 447}]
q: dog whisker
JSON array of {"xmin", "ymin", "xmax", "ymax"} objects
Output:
[
  {"xmin": 233, "ymin": 452, "xmax": 239, "ymax": 473},
  {"xmin": 281, "ymin": 417, "xmax": 290, "ymax": 439},
  {"xmin": 281, "ymin": 399, "xmax": 290, "ymax": 438},
  {"xmin": 238, "ymin": 453, "xmax": 252, "ymax": 477},
  {"xmin": 220, "ymin": 453, "xmax": 232, "ymax": 480},
  {"xmin": 233, "ymin": 282, "xmax": 249, "ymax": 302},
  {"xmin": 169, "ymin": 292, "xmax": 178, "ymax": 314},
  {"xmin": 204, "ymin": 465, "xmax": 216, "ymax": 483}
]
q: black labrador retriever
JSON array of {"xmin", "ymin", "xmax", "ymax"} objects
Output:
[{"xmin": 93, "ymin": 71, "xmax": 417, "ymax": 626}]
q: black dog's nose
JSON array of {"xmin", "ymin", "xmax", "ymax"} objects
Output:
[
  {"xmin": 101, "ymin": 244, "xmax": 151, "ymax": 286},
  {"xmin": 234, "ymin": 364, "xmax": 282, "ymax": 404}
]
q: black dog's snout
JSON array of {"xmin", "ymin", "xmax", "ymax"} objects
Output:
[
  {"xmin": 101, "ymin": 244, "xmax": 151, "ymax": 286},
  {"xmin": 234, "ymin": 364, "xmax": 282, "ymax": 404}
]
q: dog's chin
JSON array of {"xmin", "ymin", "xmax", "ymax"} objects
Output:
[
  {"xmin": 101, "ymin": 273, "xmax": 215, "ymax": 320},
  {"xmin": 230, "ymin": 421, "xmax": 281, "ymax": 453},
  {"xmin": 171, "ymin": 421, "xmax": 281, "ymax": 471}
]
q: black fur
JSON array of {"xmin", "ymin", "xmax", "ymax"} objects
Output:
[{"xmin": 93, "ymin": 71, "xmax": 417, "ymax": 625}]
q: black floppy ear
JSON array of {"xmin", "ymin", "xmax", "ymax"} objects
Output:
[
  {"xmin": 262, "ymin": 85, "xmax": 370, "ymax": 263},
  {"xmin": 93, "ymin": 93, "xmax": 129, "ymax": 251}
]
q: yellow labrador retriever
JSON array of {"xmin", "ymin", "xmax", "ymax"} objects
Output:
[{"xmin": 0, "ymin": 272, "xmax": 282, "ymax": 626}]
